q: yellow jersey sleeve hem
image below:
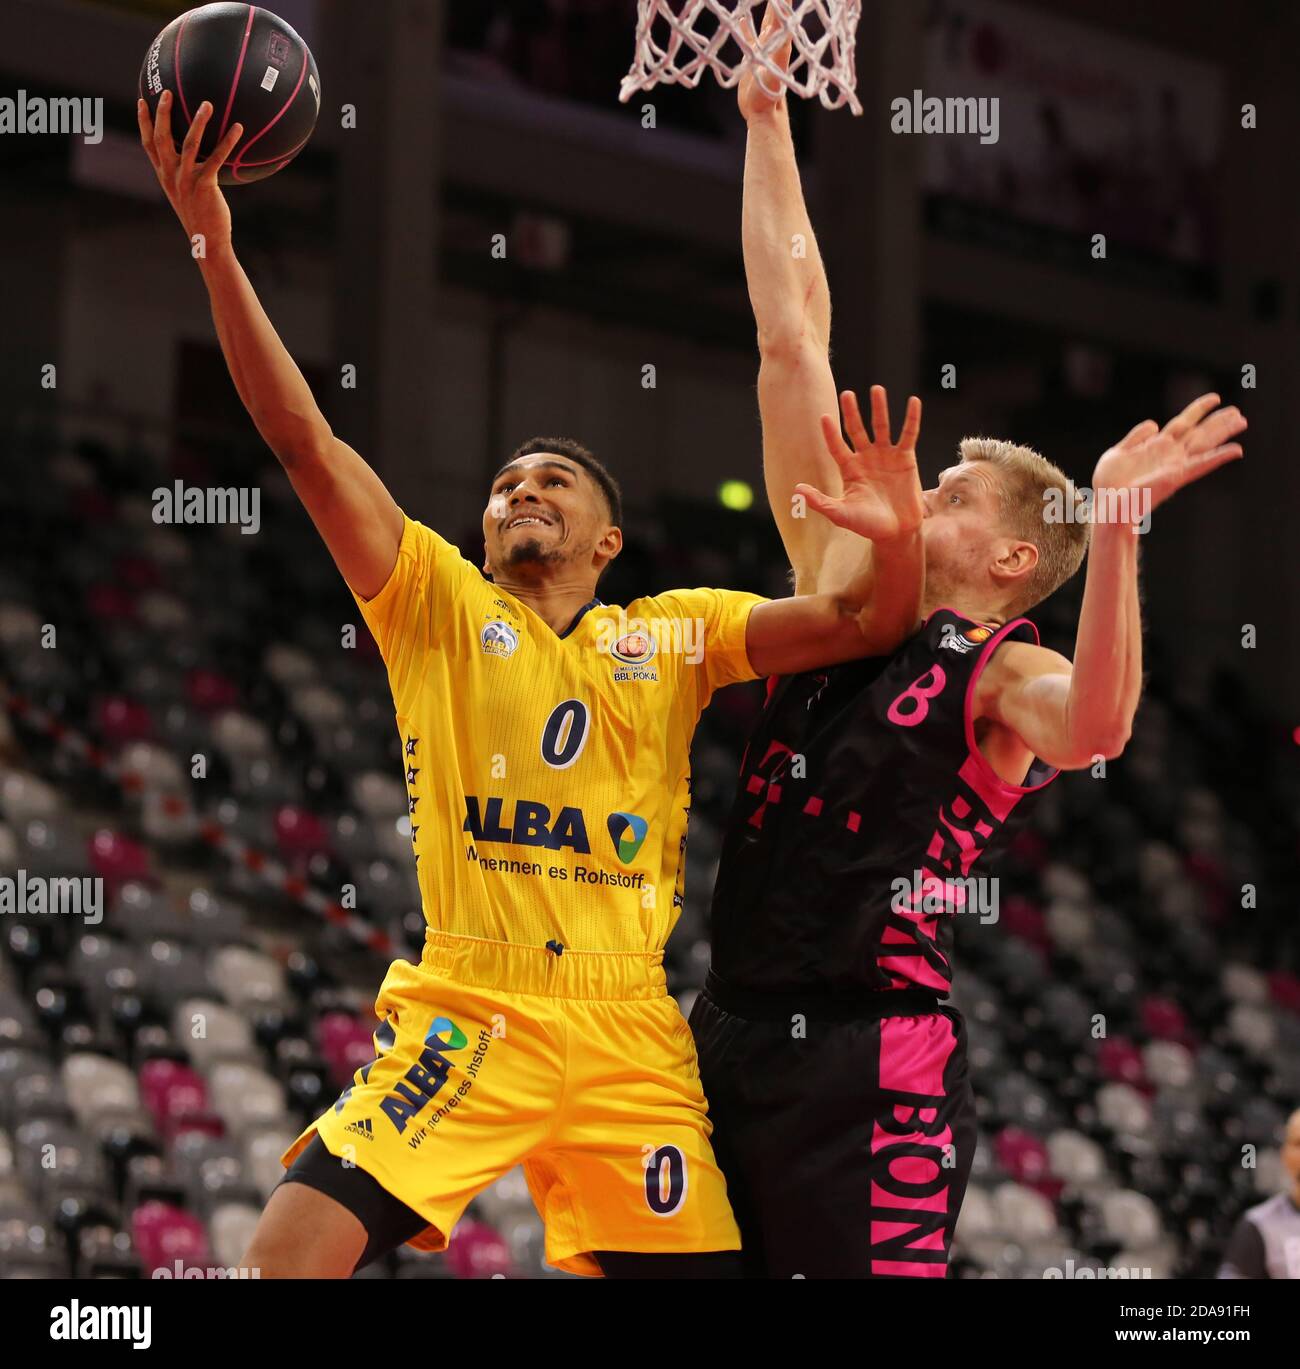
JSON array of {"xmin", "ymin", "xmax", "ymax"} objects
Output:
[
  {"xmin": 350, "ymin": 511, "xmax": 421, "ymax": 624},
  {"xmin": 647, "ymin": 587, "xmax": 767, "ymax": 698}
]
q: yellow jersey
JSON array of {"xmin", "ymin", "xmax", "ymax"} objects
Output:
[{"xmin": 352, "ymin": 515, "xmax": 764, "ymax": 954}]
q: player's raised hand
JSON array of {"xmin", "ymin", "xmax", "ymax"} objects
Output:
[
  {"xmin": 795, "ymin": 386, "xmax": 926, "ymax": 543},
  {"xmin": 737, "ymin": 2, "xmax": 793, "ymax": 119},
  {"xmin": 1092, "ymin": 393, "xmax": 1246, "ymax": 524},
  {"xmin": 137, "ymin": 92, "xmax": 243, "ymax": 251}
]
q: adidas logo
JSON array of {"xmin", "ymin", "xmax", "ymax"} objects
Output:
[{"xmin": 343, "ymin": 1118, "xmax": 374, "ymax": 1139}]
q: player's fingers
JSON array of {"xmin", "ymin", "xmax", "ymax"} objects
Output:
[
  {"xmin": 1120, "ymin": 418, "xmax": 1159, "ymax": 448},
  {"xmin": 199, "ymin": 121, "xmax": 242, "ymax": 183},
  {"xmin": 1185, "ymin": 405, "xmax": 1246, "ymax": 455},
  {"xmin": 761, "ymin": 1, "xmax": 794, "ymax": 73},
  {"xmin": 136, "ymin": 99, "xmax": 160, "ymax": 168},
  {"xmin": 740, "ymin": 5, "xmax": 791, "ymax": 99},
  {"xmin": 1162, "ymin": 392, "xmax": 1219, "ymax": 439},
  {"xmin": 839, "ymin": 391, "xmax": 871, "ymax": 454},
  {"xmin": 181, "ymin": 101, "xmax": 212, "ymax": 175},
  {"xmin": 1170, "ymin": 444, "xmax": 1244, "ymax": 491},
  {"xmin": 793, "ymin": 482, "xmax": 843, "ymax": 526},
  {"xmin": 738, "ymin": 9, "xmax": 770, "ymax": 75},
  {"xmin": 776, "ymin": 29, "xmax": 794, "ymax": 73},
  {"xmin": 738, "ymin": 8, "xmax": 758, "ymax": 53},
  {"xmin": 897, "ymin": 395, "xmax": 923, "ymax": 452},
  {"xmin": 821, "ymin": 410, "xmax": 859, "ymax": 476},
  {"xmin": 152, "ymin": 88, "xmax": 173, "ymax": 159},
  {"xmin": 820, "ymin": 411, "xmax": 854, "ymax": 468},
  {"xmin": 866, "ymin": 385, "xmax": 892, "ymax": 449},
  {"xmin": 1198, "ymin": 442, "xmax": 1244, "ymax": 467}
]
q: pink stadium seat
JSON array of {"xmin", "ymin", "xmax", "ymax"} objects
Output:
[
  {"xmin": 94, "ymin": 695, "xmax": 154, "ymax": 747},
  {"xmin": 448, "ymin": 1220, "xmax": 513, "ymax": 1279},
  {"xmin": 999, "ymin": 895, "xmax": 1048, "ymax": 949},
  {"xmin": 88, "ymin": 828, "xmax": 152, "ymax": 892},
  {"xmin": 338, "ymin": 1034, "xmax": 380, "ymax": 1084},
  {"xmin": 130, "ymin": 1200, "xmax": 209, "ymax": 1276},
  {"xmin": 1266, "ymin": 970, "xmax": 1300, "ymax": 1017},
  {"xmin": 139, "ymin": 1059, "xmax": 209, "ymax": 1122},
  {"xmin": 993, "ymin": 1126, "xmax": 1061, "ymax": 1202},
  {"xmin": 274, "ymin": 805, "xmax": 330, "ymax": 862},
  {"xmin": 316, "ymin": 1012, "xmax": 375, "ymax": 1087},
  {"xmin": 1139, "ymin": 995, "xmax": 1192, "ymax": 1045},
  {"xmin": 186, "ymin": 668, "xmax": 240, "ymax": 713},
  {"xmin": 1097, "ymin": 1037, "xmax": 1149, "ymax": 1092}
]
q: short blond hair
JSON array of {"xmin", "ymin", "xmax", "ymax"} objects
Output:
[{"xmin": 959, "ymin": 437, "xmax": 1090, "ymax": 616}]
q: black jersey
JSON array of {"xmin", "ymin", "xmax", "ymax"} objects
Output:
[{"xmin": 709, "ymin": 608, "xmax": 1058, "ymax": 994}]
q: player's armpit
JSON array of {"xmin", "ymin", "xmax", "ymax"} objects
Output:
[
  {"xmin": 283, "ymin": 435, "xmax": 405, "ymax": 602},
  {"xmin": 975, "ymin": 640, "xmax": 1121, "ymax": 771}
]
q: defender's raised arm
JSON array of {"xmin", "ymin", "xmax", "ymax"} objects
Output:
[
  {"xmin": 739, "ymin": 11, "xmax": 851, "ymax": 596},
  {"xmin": 975, "ymin": 394, "xmax": 1247, "ymax": 768}
]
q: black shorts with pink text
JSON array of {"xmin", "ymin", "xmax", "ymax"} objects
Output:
[{"xmin": 691, "ymin": 984, "xmax": 977, "ymax": 1279}]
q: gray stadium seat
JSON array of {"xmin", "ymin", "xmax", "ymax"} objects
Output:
[
  {"xmin": 174, "ymin": 999, "xmax": 256, "ymax": 1068},
  {"xmin": 209, "ymin": 1201, "xmax": 261, "ymax": 1268}
]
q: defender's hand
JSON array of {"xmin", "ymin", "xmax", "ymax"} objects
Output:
[
  {"xmin": 737, "ymin": 3, "xmax": 793, "ymax": 120},
  {"xmin": 137, "ymin": 91, "xmax": 243, "ymax": 252},
  {"xmin": 1093, "ymin": 393, "xmax": 1246, "ymax": 526},
  {"xmin": 795, "ymin": 386, "xmax": 926, "ymax": 543}
]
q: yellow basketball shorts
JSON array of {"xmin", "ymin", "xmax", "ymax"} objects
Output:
[{"xmin": 280, "ymin": 932, "xmax": 740, "ymax": 1276}]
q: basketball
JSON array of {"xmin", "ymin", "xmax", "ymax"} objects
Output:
[{"xmin": 138, "ymin": 2, "xmax": 320, "ymax": 185}]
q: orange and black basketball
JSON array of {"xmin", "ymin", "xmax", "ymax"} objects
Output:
[{"xmin": 139, "ymin": 3, "xmax": 320, "ymax": 185}]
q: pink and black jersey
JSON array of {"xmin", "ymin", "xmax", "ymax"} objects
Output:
[{"xmin": 708, "ymin": 608, "xmax": 1058, "ymax": 995}]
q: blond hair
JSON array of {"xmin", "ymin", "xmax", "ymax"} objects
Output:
[{"xmin": 959, "ymin": 437, "xmax": 1089, "ymax": 616}]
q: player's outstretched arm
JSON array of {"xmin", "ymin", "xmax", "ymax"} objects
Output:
[
  {"xmin": 975, "ymin": 394, "xmax": 1247, "ymax": 769},
  {"xmin": 745, "ymin": 388, "xmax": 925, "ymax": 675},
  {"xmin": 738, "ymin": 8, "xmax": 849, "ymax": 595},
  {"xmin": 137, "ymin": 92, "xmax": 403, "ymax": 601}
]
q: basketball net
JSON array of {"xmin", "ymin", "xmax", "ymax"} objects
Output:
[{"xmin": 619, "ymin": 0, "xmax": 862, "ymax": 113}]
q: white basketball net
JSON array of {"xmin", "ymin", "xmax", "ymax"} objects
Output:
[{"xmin": 620, "ymin": 0, "xmax": 862, "ymax": 113}]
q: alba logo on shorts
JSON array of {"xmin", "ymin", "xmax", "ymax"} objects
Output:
[
  {"xmin": 481, "ymin": 620, "xmax": 519, "ymax": 658},
  {"xmin": 607, "ymin": 811, "xmax": 649, "ymax": 864},
  {"xmin": 427, "ymin": 1016, "xmax": 469, "ymax": 1051},
  {"xmin": 379, "ymin": 1014, "xmax": 470, "ymax": 1134}
]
